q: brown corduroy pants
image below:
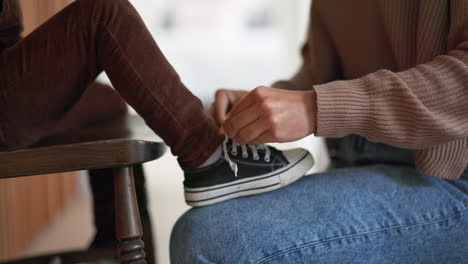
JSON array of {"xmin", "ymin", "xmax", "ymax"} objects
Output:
[{"xmin": 0, "ymin": 0, "xmax": 223, "ymax": 168}]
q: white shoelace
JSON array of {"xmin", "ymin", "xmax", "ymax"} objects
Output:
[{"xmin": 222, "ymin": 136, "xmax": 271, "ymax": 177}]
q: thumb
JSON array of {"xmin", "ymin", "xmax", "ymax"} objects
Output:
[{"xmin": 214, "ymin": 91, "xmax": 229, "ymax": 125}]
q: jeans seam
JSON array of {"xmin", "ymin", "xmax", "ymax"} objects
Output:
[{"xmin": 255, "ymin": 206, "xmax": 468, "ymax": 264}]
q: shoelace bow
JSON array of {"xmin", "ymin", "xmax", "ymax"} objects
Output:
[{"xmin": 222, "ymin": 136, "xmax": 271, "ymax": 177}]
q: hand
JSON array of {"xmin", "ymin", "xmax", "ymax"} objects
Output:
[
  {"xmin": 221, "ymin": 86, "xmax": 317, "ymax": 144},
  {"xmin": 209, "ymin": 89, "xmax": 249, "ymax": 126}
]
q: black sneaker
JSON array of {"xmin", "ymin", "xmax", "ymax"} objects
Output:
[{"xmin": 183, "ymin": 137, "xmax": 314, "ymax": 207}]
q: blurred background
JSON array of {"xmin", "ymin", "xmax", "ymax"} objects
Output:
[
  {"xmin": 99, "ymin": 0, "xmax": 311, "ymax": 104},
  {"xmin": 0, "ymin": 0, "xmax": 330, "ymax": 263}
]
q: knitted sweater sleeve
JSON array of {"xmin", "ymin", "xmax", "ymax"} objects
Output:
[{"xmin": 314, "ymin": 27, "xmax": 468, "ymax": 150}]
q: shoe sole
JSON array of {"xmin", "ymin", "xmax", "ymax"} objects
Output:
[{"xmin": 185, "ymin": 152, "xmax": 314, "ymax": 207}]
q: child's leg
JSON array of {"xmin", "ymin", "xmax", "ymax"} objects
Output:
[
  {"xmin": 0, "ymin": 0, "xmax": 222, "ymax": 167},
  {"xmin": 49, "ymin": 82, "xmax": 128, "ymax": 135}
]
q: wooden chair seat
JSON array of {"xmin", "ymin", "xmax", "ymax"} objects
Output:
[
  {"xmin": 0, "ymin": 115, "xmax": 166, "ymax": 178},
  {"xmin": 0, "ymin": 115, "xmax": 166, "ymax": 264}
]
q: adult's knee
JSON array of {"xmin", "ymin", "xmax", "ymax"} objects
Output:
[
  {"xmin": 170, "ymin": 210, "xmax": 212, "ymax": 264},
  {"xmin": 170, "ymin": 208, "xmax": 246, "ymax": 264}
]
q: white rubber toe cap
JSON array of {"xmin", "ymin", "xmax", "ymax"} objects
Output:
[{"xmin": 282, "ymin": 148, "xmax": 312, "ymax": 164}]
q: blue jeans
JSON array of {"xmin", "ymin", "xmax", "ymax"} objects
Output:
[{"xmin": 170, "ymin": 135, "xmax": 468, "ymax": 263}]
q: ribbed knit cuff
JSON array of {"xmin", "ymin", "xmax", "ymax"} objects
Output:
[
  {"xmin": 415, "ymin": 139, "xmax": 468, "ymax": 179},
  {"xmin": 314, "ymin": 78, "xmax": 374, "ymax": 138}
]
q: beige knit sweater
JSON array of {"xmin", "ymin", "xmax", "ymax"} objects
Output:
[{"xmin": 275, "ymin": 0, "xmax": 468, "ymax": 179}]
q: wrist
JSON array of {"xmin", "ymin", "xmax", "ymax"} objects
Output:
[{"xmin": 302, "ymin": 90, "xmax": 318, "ymax": 134}]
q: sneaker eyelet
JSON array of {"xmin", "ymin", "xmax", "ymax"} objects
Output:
[
  {"xmin": 231, "ymin": 151, "xmax": 237, "ymax": 156},
  {"xmin": 264, "ymin": 157, "xmax": 270, "ymax": 162},
  {"xmin": 242, "ymin": 153, "xmax": 249, "ymax": 158},
  {"xmin": 253, "ymin": 155, "xmax": 260, "ymax": 160}
]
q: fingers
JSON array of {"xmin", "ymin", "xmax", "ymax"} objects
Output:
[
  {"xmin": 204, "ymin": 106, "xmax": 219, "ymax": 127},
  {"xmin": 218, "ymin": 87, "xmax": 317, "ymax": 144},
  {"xmin": 250, "ymin": 130, "xmax": 274, "ymax": 145},
  {"xmin": 214, "ymin": 90, "xmax": 230, "ymax": 125},
  {"xmin": 235, "ymin": 116, "xmax": 272, "ymax": 144},
  {"xmin": 222, "ymin": 105, "xmax": 263, "ymax": 140},
  {"xmin": 222, "ymin": 86, "xmax": 274, "ymax": 142},
  {"xmin": 225, "ymin": 87, "xmax": 263, "ymax": 121}
]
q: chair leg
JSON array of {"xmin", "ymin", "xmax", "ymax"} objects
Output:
[
  {"xmin": 89, "ymin": 168, "xmax": 117, "ymax": 249},
  {"xmin": 114, "ymin": 166, "xmax": 146, "ymax": 264},
  {"xmin": 89, "ymin": 164, "xmax": 156, "ymax": 264},
  {"xmin": 133, "ymin": 164, "xmax": 157, "ymax": 264}
]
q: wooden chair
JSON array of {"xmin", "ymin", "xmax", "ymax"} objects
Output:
[{"xmin": 0, "ymin": 115, "xmax": 166, "ymax": 264}]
